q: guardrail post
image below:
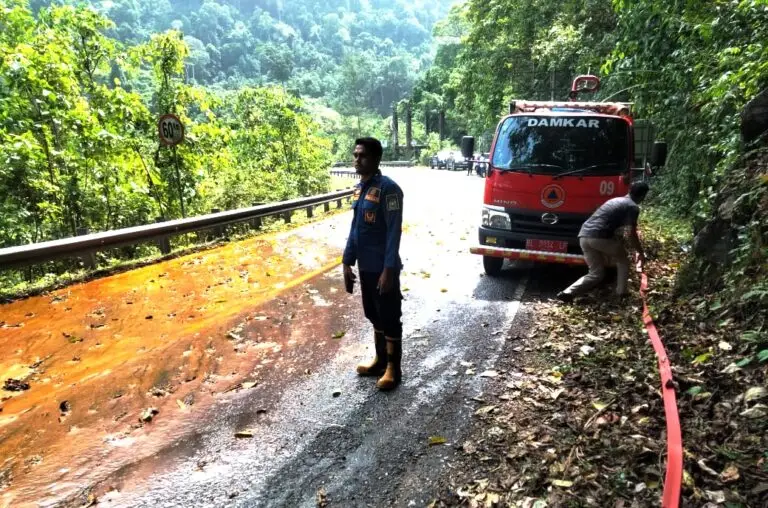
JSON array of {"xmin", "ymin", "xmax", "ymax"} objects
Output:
[
  {"xmin": 155, "ymin": 217, "xmax": 171, "ymax": 254},
  {"xmin": 75, "ymin": 227, "xmax": 96, "ymax": 269},
  {"xmin": 251, "ymin": 202, "xmax": 263, "ymax": 230},
  {"xmin": 323, "ymin": 202, "xmax": 330, "ymax": 213},
  {"xmin": 211, "ymin": 208, "xmax": 223, "ymax": 238},
  {"xmin": 306, "ymin": 205, "xmax": 314, "ymax": 218},
  {"xmin": 336, "ymin": 199, "xmax": 343, "ymax": 209},
  {"xmin": 283, "ymin": 211, "xmax": 292, "ymax": 224}
]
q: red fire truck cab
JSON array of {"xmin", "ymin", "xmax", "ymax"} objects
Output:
[{"xmin": 469, "ymin": 75, "xmax": 666, "ymax": 275}]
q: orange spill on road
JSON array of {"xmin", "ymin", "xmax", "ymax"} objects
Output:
[{"xmin": 0, "ymin": 230, "xmax": 343, "ymax": 506}]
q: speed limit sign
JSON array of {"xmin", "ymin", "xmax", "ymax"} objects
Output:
[{"xmin": 158, "ymin": 114, "xmax": 185, "ymax": 146}]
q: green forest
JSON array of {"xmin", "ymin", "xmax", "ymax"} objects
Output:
[
  {"xmin": 1, "ymin": 0, "xmax": 767, "ymax": 322},
  {"xmin": 0, "ymin": 0, "xmax": 455, "ymax": 252}
]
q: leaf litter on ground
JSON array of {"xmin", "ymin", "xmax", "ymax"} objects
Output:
[{"xmin": 431, "ymin": 223, "xmax": 768, "ymax": 507}]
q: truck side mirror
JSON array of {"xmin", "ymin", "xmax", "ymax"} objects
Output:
[
  {"xmin": 651, "ymin": 141, "xmax": 667, "ymax": 167},
  {"xmin": 461, "ymin": 136, "xmax": 475, "ymax": 159}
]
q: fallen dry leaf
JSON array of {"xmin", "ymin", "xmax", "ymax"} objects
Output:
[
  {"xmin": 316, "ymin": 487, "xmax": 328, "ymax": 508},
  {"xmin": 705, "ymin": 490, "xmax": 726, "ymax": 503},
  {"xmin": 720, "ymin": 464, "xmax": 740, "ymax": 483},
  {"xmin": 740, "ymin": 404, "xmax": 767, "ymax": 418},
  {"xmin": 140, "ymin": 408, "xmax": 159, "ymax": 423},
  {"xmin": 744, "ymin": 386, "xmax": 767, "ymax": 403}
]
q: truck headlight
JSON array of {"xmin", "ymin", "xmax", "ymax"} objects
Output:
[{"xmin": 482, "ymin": 206, "xmax": 511, "ymax": 230}]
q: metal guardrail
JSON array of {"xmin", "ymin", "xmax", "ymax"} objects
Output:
[
  {"xmin": 332, "ymin": 161, "xmax": 415, "ymax": 168},
  {"xmin": 381, "ymin": 161, "xmax": 414, "ymax": 167},
  {"xmin": 0, "ymin": 188, "xmax": 355, "ymax": 270},
  {"xmin": 330, "ymin": 169, "xmax": 360, "ymax": 178}
]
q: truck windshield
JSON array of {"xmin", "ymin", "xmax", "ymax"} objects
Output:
[{"xmin": 492, "ymin": 115, "xmax": 629, "ymax": 176}]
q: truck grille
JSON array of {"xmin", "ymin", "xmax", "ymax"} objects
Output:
[{"xmin": 507, "ymin": 210, "xmax": 588, "ymax": 236}]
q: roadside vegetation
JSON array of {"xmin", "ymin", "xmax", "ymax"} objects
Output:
[
  {"xmin": 433, "ymin": 209, "xmax": 767, "ymax": 506},
  {"xmin": 0, "ymin": 0, "xmax": 454, "ymax": 290},
  {"xmin": 419, "ymin": 1, "xmax": 767, "ymax": 505}
]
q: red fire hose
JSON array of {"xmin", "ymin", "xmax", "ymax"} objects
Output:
[{"xmin": 638, "ymin": 264, "xmax": 683, "ymax": 507}]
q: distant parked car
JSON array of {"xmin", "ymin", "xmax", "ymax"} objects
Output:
[
  {"xmin": 429, "ymin": 150, "xmax": 452, "ymax": 169},
  {"xmin": 447, "ymin": 150, "xmax": 471, "ymax": 171}
]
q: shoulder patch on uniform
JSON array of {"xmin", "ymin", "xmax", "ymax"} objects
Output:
[
  {"xmin": 365, "ymin": 187, "xmax": 381, "ymax": 203},
  {"xmin": 386, "ymin": 193, "xmax": 400, "ymax": 211},
  {"xmin": 364, "ymin": 210, "xmax": 376, "ymax": 223}
]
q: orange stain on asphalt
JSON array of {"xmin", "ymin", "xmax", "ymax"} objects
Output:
[{"xmin": 0, "ymin": 230, "xmax": 342, "ymax": 505}]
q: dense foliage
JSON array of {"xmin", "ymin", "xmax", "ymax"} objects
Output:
[
  {"xmin": 1, "ymin": 0, "xmax": 457, "ymax": 249},
  {"xmin": 30, "ymin": 0, "xmax": 453, "ymax": 116},
  {"xmin": 0, "ymin": 0, "xmax": 336, "ymax": 249}
]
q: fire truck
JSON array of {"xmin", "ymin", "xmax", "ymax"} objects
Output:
[{"xmin": 468, "ymin": 75, "xmax": 667, "ymax": 275}]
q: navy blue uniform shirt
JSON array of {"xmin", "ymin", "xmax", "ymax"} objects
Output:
[{"xmin": 342, "ymin": 172, "xmax": 403, "ymax": 273}]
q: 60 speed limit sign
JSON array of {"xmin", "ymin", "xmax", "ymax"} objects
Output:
[{"xmin": 158, "ymin": 114, "xmax": 185, "ymax": 146}]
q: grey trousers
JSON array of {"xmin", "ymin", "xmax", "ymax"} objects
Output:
[{"xmin": 563, "ymin": 237, "xmax": 630, "ymax": 296}]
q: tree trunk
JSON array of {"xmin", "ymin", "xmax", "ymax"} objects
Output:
[
  {"xmin": 405, "ymin": 101, "xmax": 412, "ymax": 157},
  {"xmin": 135, "ymin": 145, "xmax": 166, "ymax": 217},
  {"xmin": 392, "ymin": 103, "xmax": 399, "ymax": 159}
]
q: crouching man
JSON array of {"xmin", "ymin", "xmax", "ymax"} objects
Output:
[{"xmin": 557, "ymin": 181, "xmax": 649, "ymax": 302}]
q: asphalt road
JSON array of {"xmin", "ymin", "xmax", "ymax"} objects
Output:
[{"xmin": 1, "ymin": 166, "xmax": 583, "ymax": 508}]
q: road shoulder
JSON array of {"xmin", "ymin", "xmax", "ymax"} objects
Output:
[{"xmin": 429, "ymin": 213, "xmax": 768, "ymax": 507}]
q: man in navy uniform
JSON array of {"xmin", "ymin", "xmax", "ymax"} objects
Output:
[{"xmin": 343, "ymin": 137, "xmax": 405, "ymax": 391}]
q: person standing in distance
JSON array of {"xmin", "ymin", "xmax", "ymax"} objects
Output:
[
  {"xmin": 343, "ymin": 137, "xmax": 405, "ymax": 391},
  {"xmin": 557, "ymin": 181, "xmax": 649, "ymax": 302}
]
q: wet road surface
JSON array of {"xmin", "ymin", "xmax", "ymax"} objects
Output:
[{"xmin": 0, "ymin": 167, "xmax": 576, "ymax": 507}]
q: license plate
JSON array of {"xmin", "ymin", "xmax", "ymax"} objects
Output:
[{"xmin": 526, "ymin": 239, "xmax": 568, "ymax": 253}]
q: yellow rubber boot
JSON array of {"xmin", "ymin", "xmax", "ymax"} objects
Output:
[
  {"xmin": 376, "ymin": 339, "xmax": 402, "ymax": 391},
  {"xmin": 356, "ymin": 331, "xmax": 387, "ymax": 376}
]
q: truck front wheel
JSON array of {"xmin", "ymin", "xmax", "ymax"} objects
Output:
[{"xmin": 483, "ymin": 256, "xmax": 504, "ymax": 276}]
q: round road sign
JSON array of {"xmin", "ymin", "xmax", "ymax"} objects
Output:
[{"xmin": 158, "ymin": 114, "xmax": 185, "ymax": 146}]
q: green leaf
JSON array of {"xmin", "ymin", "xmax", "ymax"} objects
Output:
[
  {"xmin": 428, "ymin": 436, "xmax": 447, "ymax": 446},
  {"xmin": 758, "ymin": 350, "xmax": 768, "ymax": 363},
  {"xmin": 740, "ymin": 330, "xmax": 764, "ymax": 343},
  {"xmin": 736, "ymin": 356, "xmax": 753, "ymax": 368},
  {"xmin": 332, "ymin": 331, "xmax": 345, "ymax": 339},
  {"xmin": 686, "ymin": 386, "xmax": 703, "ymax": 396},
  {"xmin": 692, "ymin": 352, "xmax": 713, "ymax": 364}
]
